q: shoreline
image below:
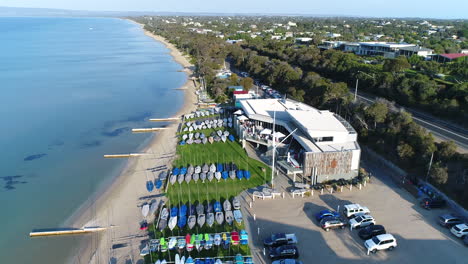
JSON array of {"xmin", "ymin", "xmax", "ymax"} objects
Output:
[{"xmin": 69, "ymin": 19, "xmax": 198, "ymax": 264}]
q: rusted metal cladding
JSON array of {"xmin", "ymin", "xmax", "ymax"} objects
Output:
[{"xmin": 303, "ymin": 151, "xmax": 353, "ymax": 176}]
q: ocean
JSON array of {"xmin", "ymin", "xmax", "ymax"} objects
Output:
[{"xmin": 0, "ymin": 17, "xmax": 185, "ymax": 263}]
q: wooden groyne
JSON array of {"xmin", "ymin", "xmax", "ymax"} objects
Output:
[
  {"xmin": 103, "ymin": 153, "xmax": 149, "ymax": 158},
  {"xmin": 131, "ymin": 127, "xmax": 168, "ymax": 133},
  {"xmin": 30, "ymin": 227, "xmax": 106, "ymax": 237},
  {"xmin": 149, "ymin": 117, "xmax": 180, "ymax": 122}
]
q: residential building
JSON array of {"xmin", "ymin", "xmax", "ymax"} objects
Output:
[
  {"xmin": 343, "ymin": 42, "xmax": 360, "ymax": 53},
  {"xmin": 296, "ymin": 37, "xmax": 313, "ymax": 43},
  {"xmin": 326, "ymin": 33, "xmax": 342, "ymax": 38},
  {"xmin": 271, "ymin": 35, "xmax": 282, "ymax": 40},
  {"xmin": 432, "ymin": 53, "xmax": 468, "ymax": 63},
  {"xmin": 237, "ymin": 99, "xmax": 360, "ymax": 183},
  {"xmin": 355, "ymin": 42, "xmax": 416, "ymax": 58},
  {"xmin": 398, "ymin": 46, "xmax": 433, "ymax": 58},
  {"xmin": 234, "ymin": 91, "xmax": 256, "ymax": 107},
  {"xmin": 285, "ymin": 32, "xmax": 294, "ymax": 38},
  {"xmin": 318, "ymin": 40, "xmax": 349, "ymax": 50}
]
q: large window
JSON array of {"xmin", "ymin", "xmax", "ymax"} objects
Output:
[{"xmin": 313, "ymin": 136, "xmax": 334, "ymax": 142}]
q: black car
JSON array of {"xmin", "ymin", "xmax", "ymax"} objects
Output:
[
  {"xmin": 420, "ymin": 197, "xmax": 446, "ymax": 209},
  {"xmin": 269, "ymin": 245, "xmax": 299, "ymax": 260},
  {"xmin": 358, "ymin": 225, "xmax": 386, "ymax": 240}
]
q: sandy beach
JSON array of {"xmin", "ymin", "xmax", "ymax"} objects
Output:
[{"xmin": 70, "ymin": 21, "xmax": 199, "ymax": 264}]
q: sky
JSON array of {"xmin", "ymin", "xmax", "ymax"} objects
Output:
[{"xmin": 1, "ymin": 0, "xmax": 467, "ymax": 19}]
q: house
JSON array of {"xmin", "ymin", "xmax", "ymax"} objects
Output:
[
  {"xmin": 296, "ymin": 37, "xmax": 313, "ymax": 43},
  {"xmin": 326, "ymin": 33, "xmax": 341, "ymax": 38},
  {"xmin": 237, "ymin": 99, "xmax": 361, "ymax": 183},
  {"xmin": 318, "ymin": 41, "xmax": 349, "ymax": 50},
  {"xmin": 233, "ymin": 91, "xmax": 256, "ymax": 107},
  {"xmin": 432, "ymin": 53, "xmax": 468, "ymax": 63},
  {"xmin": 355, "ymin": 42, "xmax": 416, "ymax": 58},
  {"xmin": 271, "ymin": 35, "xmax": 282, "ymax": 40},
  {"xmin": 226, "ymin": 39, "xmax": 243, "ymax": 44},
  {"xmin": 285, "ymin": 32, "xmax": 294, "ymax": 38},
  {"xmin": 398, "ymin": 46, "xmax": 433, "ymax": 58},
  {"xmin": 343, "ymin": 43, "xmax": 360, "ymax": 53},
  {"xmin": 229, "ymin": 86, "xmax": 245, "ymax": 92},
  {"xmin": 287, "ymin": 21, "xmax": 297, "ymax": 27}
]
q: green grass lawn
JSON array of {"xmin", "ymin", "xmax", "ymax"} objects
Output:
[{"xmin": 167, "ymin": 138, "xmax": 271, "ymax": 205}]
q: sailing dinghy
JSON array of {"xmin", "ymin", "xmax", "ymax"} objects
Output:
[
  {"xmin": 192, "ymin": 173, "xmax": 199, "ymax": 182},
  {"xmin": 141, "ymin": 204, "xmax": 150, "ymax": 218},
  {"xmin": 234, "ymin": 210, "xmax": 243, "ymax": 224},
  {"xmin": 225, "ymin": 210, "xmax": 234, "ymax": 225},
  {"xmin": 207, "ymin": 172, "xmax": 214, "ymax": 181}
]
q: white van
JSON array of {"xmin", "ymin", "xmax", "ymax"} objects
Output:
[{"xmin": 343, "ymin": 204, "xmax": 370, "ymax": 218}]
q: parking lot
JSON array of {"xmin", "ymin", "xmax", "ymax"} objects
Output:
[{"xmin": 242, "ymin": 162, "xmax": 468, "ymax": 263}]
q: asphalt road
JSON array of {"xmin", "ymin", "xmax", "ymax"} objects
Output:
[{"xmin": 355, "ymin": 92, "xmax": 468, "ymax": 153}]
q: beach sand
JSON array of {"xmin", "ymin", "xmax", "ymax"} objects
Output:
[{"xmin": 70, "ymin": 21, "xmax": 198, "ymax": 264}]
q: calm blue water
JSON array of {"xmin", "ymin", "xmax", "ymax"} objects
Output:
[{"xmin": 0, "ymin": 17, "xmax": 185, "ymax": 263}]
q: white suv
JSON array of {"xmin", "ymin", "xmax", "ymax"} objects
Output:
[
  {"xmin": 450, "ymin": 223, "xmax": 468, "ymax": 238},
  {"xmin": 343, "ymin": 204, "xmax": 370, "ymax": 218},
  {"xmin": 365, "ymin": 234, "xmax": 397, "ymax": 254},
  {"xmin": 349, "ymin": 214, "xmax": 375, "ymax": 229}
]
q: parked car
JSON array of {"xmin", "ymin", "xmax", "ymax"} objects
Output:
[
  {"xmin": 320, "ymin": 217, "xmax": 346, "ymax": 231},
  {"xmin": 450, "ymin": 224, "xmax": 468, "ymax": 238},
  {"xmin": 272, "ymin": 260, "xmax": 303, "ymax": 264},
  {"xmin": 420, "ymin": 197, "xmax": 446, "ymax": 209},
  {"xmin": 343, "ymin": 204, "xmax": 370, "ymax": 218},
  {"xmin": 269, "ymin": 245, "xmax": 299, "ymax": 260},
  {"xmin": 358, "ymin": 225, "xmax": 386, "ymax": 240},
  {"xmin": 349, "ymin": 214, "xmax": 375, "ymax": 229},
  {"xmin": 315, "ymin": 209, "xmax": 340, "ymax": 221},
  {"xmin": 438, "ymin": 214, "xmax": 463, "ymax": 228},
  {"xmin": 263, "ymin": 233, "xmax": 297, "ymax": 247},
  {"xmin": 364, "ymin": 234, "xmax": 397, "ymax": 253}
]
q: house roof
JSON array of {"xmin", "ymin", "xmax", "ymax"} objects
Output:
[
  {"xmin": 399, "ymin": 46, "xmax": 433, "ymax": 52},
  {"xmin": 440, "ymin": 53, "xmax": 468, "ymax": 60}
]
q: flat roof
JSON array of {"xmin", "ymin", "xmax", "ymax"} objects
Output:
[
  {"xmin": 287, "ymin": 109, "xmax": 348, "ymax": 134},
  {"xmin": 399, "ymin": 46, "xmax": 433, "ymax": 52},
  {"xmin": 240, "ymin": 99, "xmax": 359, "ymax": 153},
  {"xmin": 358, "ymin": 42, "xmax": 415, "ymax": 48}
]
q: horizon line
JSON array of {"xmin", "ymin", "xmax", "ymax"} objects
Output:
[{"xmin": 0, "ymin": 5, "xmax": 467, "ymax": 20}]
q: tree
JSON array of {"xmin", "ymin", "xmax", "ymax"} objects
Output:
[
  {"xmin": 240, "ymin": 77, "xmax": 254, "ymax": 91},
  {"xmin": 419, "ymin": 61, "xmax": 440, "ymax": 77},
  {"xmin": 430, "ymin": 164, "xmax": 448, "ymax": 185},
  {"xmin": 383, "ymin": 56, "xmax": 411, "ymax": 73},
  {"xmin": 437, "ymin": 141, "xmax": 457, "ymax": 160},
  {"xmin": 229, "ymin": 73, "xmax": 239, "ymax": 86},
  {"xmin": 397, "ymin": 142, "xmax": 415, "ymax": 160},
  {"xmin": 408, "ymin": 54, "xmax": 423, "ymax": 66},
  {"xmin": 366, "ymin": 101, "xmax": 389, "ymax": 128}
]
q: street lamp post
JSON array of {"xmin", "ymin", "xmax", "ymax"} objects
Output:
[{"xmin": 355, "ymin": 71, "xmax": 375, "ymax": 102}]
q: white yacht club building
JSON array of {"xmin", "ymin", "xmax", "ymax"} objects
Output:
[{"xmin": 236, "ymin": 99, "xmax": 360, "ymax": 184}]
